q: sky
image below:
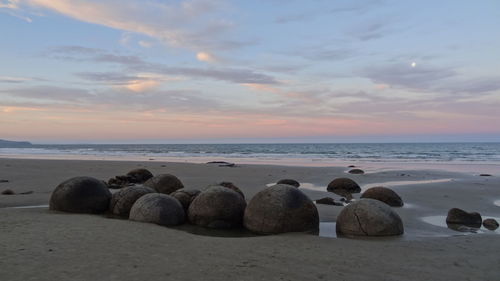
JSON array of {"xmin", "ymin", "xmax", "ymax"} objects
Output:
[{"xmin": 1, "ymin": 0, "xmax": 500, "ymax": 144}]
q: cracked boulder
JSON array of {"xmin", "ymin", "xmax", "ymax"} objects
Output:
[
  {"xmin": 244, "ymin": 184, "xmax": 319, "ymax": 234},
  {"xmin": 336, "ymin": 199, "xmax": 404, "ymax": 236},
  {"xmin": 129, "ymin": 193, "xmax": 185, "ymax": 226}
]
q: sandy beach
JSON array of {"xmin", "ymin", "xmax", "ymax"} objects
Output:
[{"xmin": 1, "ymin": 158, "xmax": 499, "ymax": 281}]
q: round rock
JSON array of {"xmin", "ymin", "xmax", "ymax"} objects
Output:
[
  {"xmin": 348, "ymin": 169, "xmax": 365, "ymax": 174},
  {"xmin": 277, "ymin": 179, "xmax": 300, "ymax": 188},
  {"xmin": 188, "ymin": 186, "xmax": 247, "ymax": 229},
  {"xmin": 483, "ymin": 218, "xmax": 499, "ymax": 230},
  {"xmin": 126, "ymin": 168, "xmax": 153, "ymax": 183},
  {"xmin": 170, "ymin": 188, "xmax": 201, "ymax": 211},
  {"xmin": 144, "ymin": 174, "xmax": 184, "ymax": 194},
  {"xmin": 244, "ymin": 184, "xmax": 319, "ymax": 234},
  {"xmin": 361, "ymin": 186, "xmax": 404, "ymax": 207},
  {"xmin": 109, "ymin": 185, "xmax": 155, "ymax": 217},
  {"xmin": 129, "ymin": 193, "xmax": 185, "ymax": 226},
  {"xmin": 336, "ymin": 199, "xmax": 404, "ymax": 236},
  {"xmin": 49, "ymin": 176, "xmax": 111, "ymax": 214},
  {"xmin": 327, "ymin": 178, "xmax": 361, "ymax": 195},
  {"xmin": 215, "ymin": 181, "xmax": 245, "ymax": 199}
]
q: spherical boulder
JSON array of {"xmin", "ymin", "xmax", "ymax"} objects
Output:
[
  {"xmin": 129, "ymin": 193, "xmax": 185, "ymax": 226},
  {"xmin": 446, "ymin": 208, "xmax": 482, "ymax": 227},
  {"xmin": 277, "ymin": 179, "xmax": 300, "ymax": 188},
  {"xmin": 348, "ymin": 169, "xmax": 365, "ymax": 174},
  {"xmin": 327, "ymin": 178, "xmax": 361, "ymax": 195},
  {"xmin": 170, "ymin": 188, "xmax": 201, "ymax": 211},
  {"xmin": 144, "ymin": 174, "xmax": 184, "ymax": 194},
  {"xmin": 244, "ymin": 184, "xmax": 319, "ymax": 234},
  {"xmin": 336, "ymin": 199, "xmax": 404, "ymax": 236},
  {"xmin": 109, "ymin": 185, "xmax": 155, "ymax": 217},
  {"xmin": 216, "ymin": 181, "xmax": 245, "ymax": 199},
  {"xmin": 126, "ymin": 168, "xmax": 153, "ymax": 183},
  {"xmin": 49, "ymin": 176, "xmax": 111, "ymax": 214},
  {"xmin": 188, "ymin": 186, "xmax": 247, "ymax": 229},
  {"xmin": 361, "ymin": 186, "xmax": 403, "ymax": 207},
  {"xmin": 483, "ymin": 218, "xmax": 499, "ymax": 230}
]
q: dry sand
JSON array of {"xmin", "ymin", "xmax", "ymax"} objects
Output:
[{"xmin": 1, "ymin": 158, "xmax": 499, "ymax": 281}]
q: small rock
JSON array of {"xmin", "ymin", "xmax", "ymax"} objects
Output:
[
  {"xmin": 0, "ymin": 179, "xmax": 9, "ymax": 183},
  {"xmin": 479, "ymin": 174, "xmax": 492, "ymax": 177},
  {"xmin": 446, "ymin": 208, "xmax": 482, "ymax": 227},
  {"xmin": 348, "ymin": 169, "xmax": 365, "ymax": 174},
  {"xmin": 327, "ymin": 178, "xmax": 361, "ymax": 195},
  {"xmin": 483, "ymin": 218, "xmax": 499, "ymax": 230},
  {"xmin": 19, "ymin": 191, "xmax": 34, "ymax": 195},
  {"xmin": 348, "ymin": 165, "xmax": 356, "ymax": 168},
  {"xmin": 1, "ymin": 189, "xmax": 15, "ymax": 195},
  {"xmin": 276, "ymin": 179, "xmax": 300, "ymax": 188},
  {"xmin": 315, "ymin": 197, "xmax": 343, "ymax": 206}
]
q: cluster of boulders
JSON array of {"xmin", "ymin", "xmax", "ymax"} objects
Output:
[
  {"xmin": 446, "ymin": 208, "xmax": 498, "ymax": 231},
  {"xmin": 49, "ymin": 169, "xmax": 320, "ymax": 235}
]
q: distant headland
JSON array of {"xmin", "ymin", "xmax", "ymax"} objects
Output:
[{"xmin": 0, "ymin": 139, "xmax": 33, "ymax": 147}]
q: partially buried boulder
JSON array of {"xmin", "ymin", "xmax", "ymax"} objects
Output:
[
  {"xmin": 244, "ymin": 184, "xmax": 319, "ymax": 234},
  {"xmin": 327, "ymin": 178, "xmax": 361, "ymax": 195},
  {"xmin": 49, "ymin": 176, "xmax": 111, "ymax": 214},
  {"xmin": 126, "ymin": 168, "xmax": 154, "ymax": 183},
  {"xmin": 1, "ymin": 189, "xmax": 15, "ymax": 195},
  {"xmin": 361, "ymin": 186, "xmax": 404, "ymax": 207},
  {"xmin": 170, "ymin": 188, "xmax": 201, "ymax": 211},
  {"xmin": 129, "ymin": 193, "xmax": 185, "ymax": 226},
  {"xmin": 315, "ymin": 197, "xmax": 343, "ymax": 206},
  {"xmin": 336, "ymin": 199, "xmax": 404, "ymax": 236},
  {"xmin": 188, "ymin": 186, "xmax": 247, "ymax": 229},
  {"xmin": 348, "ymin": 169, "xmax": 365, "ymax": 174},
  {"xmin": 109, "ymin": 185, "xmax": 155, "ymax": 217},
  {"xmin": 217, "ymin": 182, "xmax": 245, "ymax": 199},
  {"xmin": 144, "ymin": 174, "xmax": 184, "ymax": 194},
  {"xmin": 277, "ymin": 179, "xmax": 300, "ymax": 188},
  {"xmin": 483, "ymin": 218, "xmax": 499, "ymax": 230},
  {"xmin": 446, "ymin": 208, "xmax": 482, "ymax": 227}
]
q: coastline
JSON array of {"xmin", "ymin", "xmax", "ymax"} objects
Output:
[{"xmin": 1, "ymin": 157, "xmax": 499, "ymax": 280}]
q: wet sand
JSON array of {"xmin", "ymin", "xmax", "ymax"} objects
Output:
[{"xmin": 1, "ymin": 158, "xmax": 500, "ymax": 280}]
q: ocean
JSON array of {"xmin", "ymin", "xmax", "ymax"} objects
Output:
[{"xmin": 1, "ymin": 143, "xmax": 499, "ymax": 164}]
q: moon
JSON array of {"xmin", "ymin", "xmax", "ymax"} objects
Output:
[{"xmin": 411, "ymin": 62, "xmax": 417, "ymax": 68}]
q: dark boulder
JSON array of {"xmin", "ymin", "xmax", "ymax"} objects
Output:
[
  {"xmin": 348, "ymin": 169, "xmax": 365, "ymax": 174},
  {"xmin": 129, "ymin": 193, "xmax": 185, "ymax": 226},
  {"xmin": 327, "ymin": 178, "xmax": 361, "ymax": 195},
  {"xmin": 170, "ymin": 188, "xmax": 201, "ymax": 211},
  {"xmin": 244, "ymin": 184, "xmax": 319, "ymax": 234},
  {"xmin": 361, "ymin": 186, "xmax": 403, "ymax": 207},
  {"xmin": 126, "ymin": 168, "xmax": 154, "ymax": 183},
  {"xmin": 217, "ymin": 182, "xmax": 245, "ymax": 199},
  {"xmin": 1, "ymin": 189, "xmax": 15, "ymax": 195},
  {"xmin": 144, "ymin": 174, "xmax": 184, "ymax": 194},
  {"xmin": 336, "ymin": 199, "xmax": 404, "ymax": 236},
  {"xmin": 446, "ymin": 208, "xmax": 482, "ymax": 227},
  {"xmin": 277, "ymin": 179, "xmax": 300, "ymax": 188},
  {"xmin": 188, "ymin": 186, "xmax": 247, "ymax": 229},
  {"xmin": 49, "ymin": 177, "xmax": 111, "ymax": 214},
  {"xmin": 315, "ymin": 197, "xmax": 343, "ymax": 206},
  {"xmin": 109, "ymin": 185, "xmax": 155, "ymax": 217},
  {"xmin": 482, "ymin": 218, "xmax": 499, "ymax": 230}
]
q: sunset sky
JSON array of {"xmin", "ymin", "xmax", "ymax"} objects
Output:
[{"xmin": 1, "ymin": 0, "xmax": 500, "ymax": 143}]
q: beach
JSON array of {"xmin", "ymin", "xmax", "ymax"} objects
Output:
[{"xmin": 1, "ymin": 157, "xmax": 500, "ymax": 281}]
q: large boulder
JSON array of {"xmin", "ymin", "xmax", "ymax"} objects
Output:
[
  {"xmin": 327, "ymin": 178, "xmax": 361, "ymax": 195},
  {"xmin": 126, "ymin": 168, "xmax": 154, "ymax": 183},
  {"xmin": 336, "ymin": 199, "xmax": 404, "ymax": 236},
  {"xmin": 170, "ymin": 188, "xmax": 201, "ymax": 211},
  {"xmin": 129, "ymin": 193, "xmax": 185, "ymax": 226},
  {"xmin": 144, "ymin": 174, "xmax": 184, "ymax": 194},
  {"xmin": 49, "ymin": 176, "xmax": 111, "ymax": 214},
  {"xmin": 277, "ymin": 179, "xmax": 300, "ymax": 188},
  {"xmin": 244, "ymin": 184, "xmax": 319, "ymax": 234},
  {"xmin": 109, "ymin": 185, "xmax": 155, "ymax": 217},
  {"xmin": 188, "ymin": 186, "xmax": 247, "ymax": 229},
  {"xmin": 446, "ymin": 208, "xmax": 482, "ymax": 227},
  {"xmin": 361, "ymin": 186, "xmax": 403, "ymax": 207}
]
